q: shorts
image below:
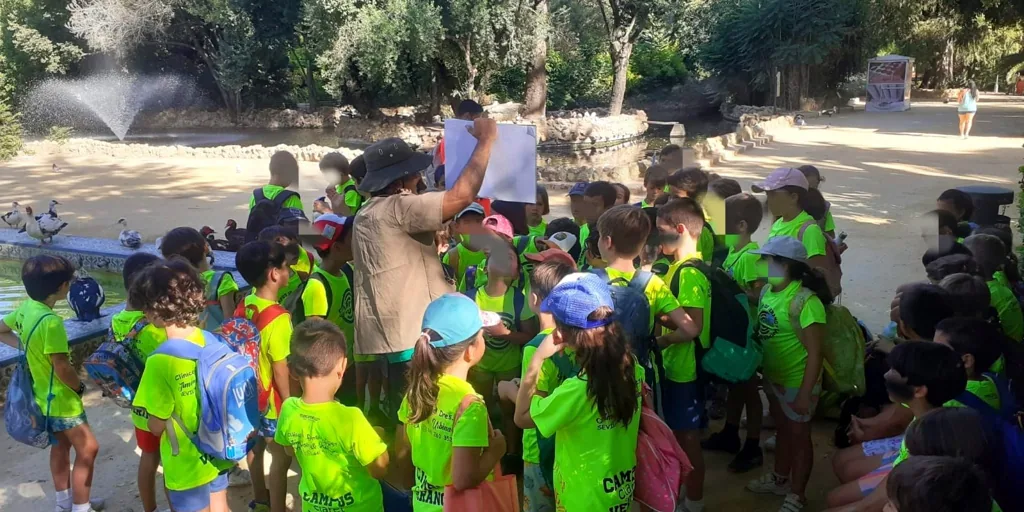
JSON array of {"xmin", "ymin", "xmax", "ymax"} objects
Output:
[
  {"xmin": 167, "ymin": 472, "xmax": 229, "ymax": 512},
  {"xmin": 135, "ymin": 427, "xmax": 160, "ymax": 454},
  {"xmin": 260, "ymin": 416, "xmax": 278, "ymax": 438},
  {"xmin": 523, "ymin": 462, "xmax": 555, "ymax": 512},
  {"xmin": 767, "ymin": 382, "xmax": 821, "ymax": 423},
  {"xmin": 660, "ymin": 379, "xmax": 705, "ymax": 431},
  {"xmin": 857, "ymin": 462, "xmax": 893, "ymax": 496},
  {"xmin": 468, "ymin": 367, "xmax": 521, "ymax": 397},
  {"xmin": 48, "ymin": 413, "xmax": 88, "ymax": 444},
  {"xmin": 862, "ymin": 435, "xmax": 903, "ymax": 462}
]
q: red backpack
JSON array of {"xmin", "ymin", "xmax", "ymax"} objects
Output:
[{"xmin": 219, "ymin": 302, "xmax": 287, "ymax": 413}]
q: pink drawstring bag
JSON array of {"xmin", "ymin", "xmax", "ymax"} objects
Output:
[
  {"xmin": 635, "ymin": 384, "xmax": 693, "ymax": 512},
  {"xmin": 443, "ymin": 395, "xmax": 520, "ymax": 512}
]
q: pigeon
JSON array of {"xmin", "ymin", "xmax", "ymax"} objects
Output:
[
  {"xmin": 118, "ymin": 218, "xmax": 143, "ymax": 249},
  {"xmin": 2, "ymin": 201, "xmax": 24, "ymax": 228}
]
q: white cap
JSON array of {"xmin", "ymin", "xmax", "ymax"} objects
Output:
[{"xmin": 546, "ymin": 231, "xmax": 578, "ymax": 253}]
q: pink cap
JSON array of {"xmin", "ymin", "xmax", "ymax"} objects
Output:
[
  {"xmin": 482, "ymin": 214, "xmax": 514, "ymax": 240},
  {"xmin": 751, "ymin": 167, "xmax": 809, "ymax": 193}
]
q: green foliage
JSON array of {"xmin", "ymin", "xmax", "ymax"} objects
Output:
[
  {"xmin": 44, "ymin": 125, "xmax": 72, "ymax": 144},
  {"xmin": 628, "ymin": 31, "xmax": 688, "ymax": 91},
  {"xmin": 1, "ymin": 0, "xmax": 85, "ymax": 103},
  {"xmin": 0, "ymin": 98, "xmax": 21, "ymax": 161}
]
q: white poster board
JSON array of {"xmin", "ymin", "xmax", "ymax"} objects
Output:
[
  {"xmin": 444, "ymin": 119, "xmax": 537, "ymax": 203},
  {"xmin": 866, "ymin": 56, "xmax": 914, "ymax": 112}
]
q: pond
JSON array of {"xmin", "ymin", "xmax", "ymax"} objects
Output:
[{"xmin": 0, "ymin": 259, "xmax": 127, "ymax": 321}]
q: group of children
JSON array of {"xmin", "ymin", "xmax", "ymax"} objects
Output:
[{"xmin": 1, "ymin": 143, "xmax": 1018, "ymax": 512}]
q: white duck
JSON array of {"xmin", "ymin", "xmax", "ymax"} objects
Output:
[
  {"xmin": 118, "ymin": 218, "xmax": 142, "ymax": 249},
  {"xmin": 40, "ymin": 199, "xmax": 60, "ymax": 220},
  {"xmin": 23, "ymin": 206, "xmax": 67, "ymax": 243},
  {"xmin": 1, "ymin": 201, "xmax": 24, "ymax": 228}
]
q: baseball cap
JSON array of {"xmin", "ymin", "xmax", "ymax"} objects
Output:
[
  {"xmin": 483, "ymin": 214, "xmax": 514, "ymax": 240},
  {"xmin": 456, "ymin": 202, "xmax": 485, "ymax": 220},
  {"xmin": 751, "ymin": 167, "xmax": 809, "ymax": 193},
  {"xmin": 541, "ymin": 273, "xmax": 615, "ymax": 329},
  {"xmin": 421, "ymin": 294, "xmax": 500, "ymax": 348},
  {"xmin": 752, "ymin": 236, "xmax": 808, "ymax": 262},
  {"xmin": 545, "ymin": 231, "xmax": 578, "ymax": 253},
  {"xmin": 568, "ymin": 182, "xmax": 589, "ymax": 196},
  {"xmin": 311, "ymin": 213, "xmax": 354, "ymax": 251},
  {"xmin": 525, "ymin": 248, "xmax": 576, "ymax": 267}
]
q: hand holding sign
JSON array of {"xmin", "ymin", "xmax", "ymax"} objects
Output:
[{"xmin": 445, "ymin": 119, "xmax": 538, "ymax": 203}]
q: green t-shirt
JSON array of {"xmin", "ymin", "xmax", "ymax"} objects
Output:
[
  {"xmin": 3, "ymin": 300, "xmax": 83, "ymax": 418},
  {"xmin": 244, "ymin": 294, "xmax": 293, "ymax": 419},
  {"xmin": 275, "ymin": 398, "xmax": 387, "ymax": 512},
  {"xmin": 249, "ymin": 184, "xmax": 305, "ymax": 211},
  {"xmin": 111, "ymin": 309, "xmax": 169, "ymax": 431},
  {"xmin": 531, "ymin": 361, "xmax": 644, "ymax": 511},
  {"xmin": 604, "ymin": 267, "xmax": 681, "ymax": 334},
  {"xmin": 756, "ymin": 280, "xmax": 827, "ymax": 387},
  {"xmin": 698, "ymin": 226, "xmax": 715, "ymax": 264},
  {"xmin": 280, "ymin": 246, "xmax": 314, "ymax": 302},
  {"xmin": 335, "ymin": 178, "xmax": 365, "ymax": 215},
  {"xmin": 723, "ymin": 241, "xmax": 761, "ymax": 291},
  {"xmin": 663, "ymin": 256, "xmax": 711, "ymax": 383},
  {"xmin": 768, "ymin": 211, "xmax": 827, "ymax": 258},
  {"xmin": 473, "ymin": 285, "xmax": 535, "ymax": 373},
  {"xmin": 521, "ymin": 328, "xmax": 559, "ymax": 465},
  {"xmin": 578, "ymin": 224, "xmax": 592, "ymax": 266},
  {"xmin": 301, "ymin": 265, "xmax": 356, "ymax": 356},
  {"xmin": 443, "ymin": 244, "xmax": 487, "ymax": 292},
  {"xmin": 132, "ymin": 329, "xmax": 232, "ymax": 490},
  {"xmin": 200, "ymin": 270, "xmax": 239, "ymax": 300},
  {"xmin": 824, "ymin": 210, "xmax": 836, "ymax": 233},
  {"xmin": 528, "ymin": 220, "xmax": 547, "ymax": 238},
  {"xmin": 398, "ymin": 374, "xmax": 490, "ymax": 512},
  {"xmin": 988, "ymin": 279, "xmax": 1024, "ymax": 342}
]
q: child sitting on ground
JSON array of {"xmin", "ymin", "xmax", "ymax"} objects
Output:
[
  {"xmin": 160, "ymin": 227, "xmax": 239, "ymax": 330},
  {"xmin": 886, "ymin": 456, "xmax": 992, "ymax": 512},
  {"xmin": 964, "ymin": 233, "xmax": 1024, "ymax": 341},
  {"xmin": 0, "ymin": 255, "xmax": 101, "ymax": 512}
]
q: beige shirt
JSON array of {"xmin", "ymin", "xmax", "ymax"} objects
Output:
[{"xmin": 352, "ymin": 191, "xmax": 452, "ymax": 357}]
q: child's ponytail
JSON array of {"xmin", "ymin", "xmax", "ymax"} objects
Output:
[
  {"xmin": 789, "ymin": 260, "xmax": 834, "ymax": 306},
  {"xmin": 404, "ymin": 330, "xmax": 477, "ymax": 424}
]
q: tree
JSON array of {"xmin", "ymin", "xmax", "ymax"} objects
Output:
[
  {"xmin": 523, "ymin": 0, "xmax": 549, "ymax": 118},
  {"xmin": 0, "ymin": 97, "xmax": 21, "ymax": 160},
  {"xmin": 592, "ymin": 0, "xmax": 661, "ymax": 115},
  {"xmin": 1, "ymin": 0, "xmax": 85, "ymax": 103}
]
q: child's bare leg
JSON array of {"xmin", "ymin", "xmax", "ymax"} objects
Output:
[
  {"xmin": 249, "ymin": 438, "xmax": 270, "ymax": 505},
  {"xmin": 138, "ymin": 452, "xmax": 160, "ymax": 512},
  {"xmin": 356, "ymin": 363, "xmax": 368, "ymax": 410},
  {"xmin": 64, "ymin": 423, "xmax": 99, "ymax": 506},
  {"xmin": 677, "ymin": 430, "xmax": 705, "ymax": 501},
  {"xmin": 50, "ymin": 435, "xmax": 73, "ymax": 496},
  {"xmin": 266, "ymin": 439, "xmax": 292, "ymax": 512},
  {"xmin": 209, "ymin": 488, "xmax": 229, "ymax": 512}
]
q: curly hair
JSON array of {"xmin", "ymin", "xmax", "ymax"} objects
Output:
[{"xmin": 129, "ymin": 257, "xmax": 205, "ymax": 327}]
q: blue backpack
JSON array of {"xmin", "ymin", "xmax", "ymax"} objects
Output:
[
  {"xmin": 199, "ymin": 271, "xmax": 228, "ymax": 332},
  {"xmin": 84, "ymin": 319, "xmax": 148, "ymax": 408},
  {"xmin": 955, "ymin": 373, "xmax": 1024, "ymax": 510},
  {"xmin": 4, "ymin": 314, "xmax": 59, "ymax": 448},
  {"xmin": 153, "ymin": 332, "xmax": 260, "ymax": 461}
]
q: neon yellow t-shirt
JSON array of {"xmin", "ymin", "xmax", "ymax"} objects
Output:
[
  {"xmin": 663, "ymin": 256, "xmax": 711, "ymax": 383},
  {"xmin": 651, "ymin": 256, "xmax": 672, "ymax": 279},
  {"xmin": 132, "ymin": 328, "xmax": 233, "ymax": 490},
  {"xmin": 280, "ymin": 247, "xmax": 312, "ymax": 301},
  {"xmin": 249, "ymin": 185, "xmax": 305, "ymax": 211},
  {"xmin": 603, "ymin": 267, "xmax": 681, "ymax": 334},
  {"xmin": 698, "ymin": 225, "xmax": 715, "ymax": 264},
  {"xmin": 988, "ymin": 279, "xmax": 1024, "ymax": 342},
  {"xmin": 3, "ymin": 300, "xmax": 83, "ymax": 418},
  {"xmin": 243, "ymin": 294, "xmax": 293, "ymax": 419},
  {"xmin": 473, "ymin": 285, "xmax": 534, "ymax": 373},
  {"xmin": 110, "ymin": 309, "xmax": 169, "ymax": 431},
  {"xmin": 578, "ymin": 224, "xmax": 591, "ymax": 266},
  {"xmin": 301, "ymin": 265, "xmax": 355, "ymax": 353},
  {"xmin": 398, "ymin": 374, "xmax": 490, "ymax": 512},
  {"xmin": 443, "ymin": 244, "xmax": 486, "ymax": 292},
  {"xmin": 723, "ymin": 241, "xmax": 761, "ymax": 291},
  {"xmin": 200, "ymin": 270, "xmax": 239, "ymax": 300},
  {"xmin": 756, "ymin": 280, "xmax": 827, "ymax": 387},
  {"xmin": 528, "ymin": 220, "xmax": 547, "ymax": 238},
  {"xmin": 521, "ymin": 328, "xmax": 559, "ymax": 465},
  {"xmin": 275, "ymin": 398, "xmax": 387, "ymax": 512},
  {"xmin": 824, "ymin": 210, "xmax": 836, "ymax": 233},
  {"xmin": 531, "ymin": 361, "xmax": 644, "ymax": 511},
  {"xmin": 335, "ymin": 178, "xmax": 365, "ymax": 215},
  {"xmin": 768, "ymin": 211, "xmax": 827, "ymax": 258}
]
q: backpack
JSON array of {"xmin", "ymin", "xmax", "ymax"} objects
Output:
[
  {"xmin": 787, "ymin": 288, "xmax": 866, "ymax": 396},
  {"xmin": 464, "ymin": 284, "xmax": 527, "ymax": 331},
  {"xmin": 673, "ymin": 260, "xmax": 760, "ymax": 383},
  {"xmin": 635, "ymin": 384, "xmax": 693, "ymax": 512},
  {"xmin": 153, "ymin": 332, "xmax": 260, "ymax": 462},
  {"xmin": 84, "ymin": 319, "xmax": 149, "ymax": 408},
  {"xmin": 199, "ymin": 271, "xmax": 228, "ymax": 332},
  {"xmin": 283, "ymin": 272, "xmax": 332, "ymax": 325},
  {"xmin": 219, "ymin": 302, "xmax": 288, "ymax": 414},
  {"xmin": 955, "ymin": 374, "xmax": 1024, "ymax": 510},
  {"xmin": 5, "ymin": 314, "xmax": 59, "ymax": 448},
  {"xmin": 244, "ymin": 188, "xmax": 306, "ymax": 243},
  {"xmin": 798, "ymin": 221, "xmax": 843, "ymax": 299},
  {"xmin": 590, "ymin": 268, "xmax": 656, "ymax": 368}
]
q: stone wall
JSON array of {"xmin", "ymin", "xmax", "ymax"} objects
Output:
[
  {"xmin": 537, "ymin": 141, "xmax": 648, "ymax": 183},
  {"xmin": 25, "ymin": 139, "xmax": 363, "ymax": 163},
  {"xmin": 689, "ymin": 114, "xmax": 794, "ymax": 164},
  {"xmin": 538, "ymin": 109, "xmax": 648, "ymax": 146}
]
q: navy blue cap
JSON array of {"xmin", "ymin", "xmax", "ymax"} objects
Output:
[
  {"xmin": 541, "ymin": 273, "xmax": 614, "ymax": 329},
  {"xmin": 568, "ymin": 182, "xmax": 589, "ymax": 196},
  {"xmin": 421, "ymin": 294, "xmax": 500, "ymax": 348}
]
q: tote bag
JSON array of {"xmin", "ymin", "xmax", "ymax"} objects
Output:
[{"xmin": 443, "ymin": 395, "xmax": 520, "ymax": 512}]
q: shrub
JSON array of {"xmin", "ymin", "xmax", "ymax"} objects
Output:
[
  {"xmin": 0, "ymin": 101, "xmax": 22, "ymax": 161},
  {"xmin": 46, "ymin": 126, "xmax": 74, "ymax": 145}
]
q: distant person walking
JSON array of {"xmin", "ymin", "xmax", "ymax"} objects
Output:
[{"xmin": 957, "ymin": 80, "xmax": 979, "ymax": 139}]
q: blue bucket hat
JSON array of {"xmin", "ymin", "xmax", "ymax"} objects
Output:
[
  {"xmin": 541, "ymin": 273, "xmax": 615, "ymax": 329},
  {"xmin": 421, "ymin": 294, "xmax": 500, "ymax": 348},
  {"xmin": 68, "ymin": 275, "xmax": 106, "ymax": 322}
]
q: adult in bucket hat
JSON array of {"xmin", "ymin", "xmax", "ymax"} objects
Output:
[{"xmin": 351, "ymin": 117, "xmax": 498, "ymax": 423}]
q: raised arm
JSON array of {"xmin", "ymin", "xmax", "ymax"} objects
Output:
[{"xmin": 441, "ymin": 118, "xmax": 498, "ymax": 221}]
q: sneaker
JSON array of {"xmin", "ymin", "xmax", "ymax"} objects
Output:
[
  {"xmin": 778, "ymin": 494, "xmax": 805, "ymax": 512},
  {"xmin": 58, "ymin": 499, "xmax": 105, "ymax": 512},
  {"xmin": 764, "ymin": 434, "xmax": 777, "ymax": 452},
  {"xmin": 227, "ymin": 465, "xmax": 252, "ymax": 487},
  {"xmin": 249, "ymin": 501, "xmax": 271, "ymax": 512},
  {"xmin": 701, "ymin": 431, "xmax": 741, "ymax": 454},
  {"xmin": 746, "ymin": 472, "xmax": 791, "ymax": 496},
  {"xmin": 728, "ymin": 445, "xmax": 764, "ymax": 473}
]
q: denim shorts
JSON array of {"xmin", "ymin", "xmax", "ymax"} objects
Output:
[
  {"xmin": 260, "ymin": 416, "xmax": 278, "ymax": 438},
  {"xmin": 167, "ymin": 473, "xmax": 229, "ymax": 512},
  {"xmin": 48, "ymin": 412, "xmax": 88, "ymax": 444},
  {"xmin": 660, "ymin": 379, "xmax": 705, "ymax": 431}
]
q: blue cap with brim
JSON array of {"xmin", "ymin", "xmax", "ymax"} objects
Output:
[
  {"xmin": 541, "ymin": 273, "xmax": 615, "ymax": 329},
  {"xmin": 568, "ymin": 182, "xmax": 589, "ymax": 196},
  {"xmin": 421, "ymin": 294, "xmax": 501, "ymax": 348}
]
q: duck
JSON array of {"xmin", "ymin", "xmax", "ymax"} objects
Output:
[
  {"xmin": 34, "ymin": 199, "xmax": 60, "ymax": 222},
  {"xmin": 117, "ymin": 218, "xmax": 142, "ymax": 249},
  {"xmin": 200, "ymin": 226, "xmax": 232, "ymax": 251},
  {"xmin": 224, "ymin": 219, "xmax": 247, "ymax": 251},
  {"xmin": 23, "ymin": 206, "xmax": 67, "ymax": 243},
  {"xmin": 2, "ymin": 201, "xmax": 24, "ymax": 228}
]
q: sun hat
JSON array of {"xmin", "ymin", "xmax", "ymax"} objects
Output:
[
  {"xmin": 421, "ymin": 293, "xmax": 500, "ymax": 348},
  {"xmin": 568, "ymin": 182, "xmax": 589, "ymax": 196},
  {"xmin": 456, "ymin": 202, "xmax": 486, "ymax": 220},
  {"xmin": 357, "ymin": 137, "xmax": 433, "ymax": 194},
  {"xmin": 524, "ymin": 248, "xmax": 576, "ymax": 267},
  {"xmin": 544, "ymin": 231, "xmax": 578, "ymax": 253},
  {"xmin": 483, "ymin": 214, "xmax": 514, "ymax": 240},
  {"xmin": 752, "ymin": 236, "xmax": 808, "ymax": 262},
  {"xmin": 751, "ymin": 167, "xmax": 809, "ymax": 193},
  {"xmin": 541, "ymin": 273, "xmax": 615, "ymax": 329},
  {"xmin": 311, "ymin": 213, "xmax": 354, "ymax": 251}
]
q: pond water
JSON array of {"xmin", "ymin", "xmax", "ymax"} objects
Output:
[{"xmin": 0, "ymin": 260, "xmax": 127, "ymax": 320}]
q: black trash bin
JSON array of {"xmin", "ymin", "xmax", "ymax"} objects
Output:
[{"xmin": 956, "ymin": 185, "xmax": 1014, "ymax": 227}]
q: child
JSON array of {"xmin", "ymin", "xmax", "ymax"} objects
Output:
[
  {"xmin": 320, "ymin": 151, "xmax": 365, "ymax": 215},
  {"xmin": 394, "ymin": 294, "xmax": 507, "ymax": 511},
  {"xmin": 612, "ymin": 182, "xmax": 631, "ymax": 205},
  {"xmin": 512, "ymin": 273, "xmax": 644, "ymax": 511},
  {"xmin": 964, "ymin": 233, "xmax": 1024, "ymax": 341},
  {"xmin": 659, "ymin": 143, "xmax": 684, "ymax": 170},
  {"xmin": 666, "ymin": 169, "xmax": 718, "ymax": 265},
  {"xmin": 443, "ymin": 203, "xmax": 487, "ymax": 291},
  {"xmin": 702, "ymin": 193, "xmax": 766, "ymax": 473},
  {"xmin": 131, "ymin": 260, "xmax": 234, "ymax": 512},
  {"xmin": 236, "ymin": 241, "xmax": 296, "ymax": 512},
  {"xmin": 544, "ymin": 217, "xmax": 582, "ymax": 263},
  {"xmin": 249, "ymin": 150, "xmax": 304, "ymax": 212},
  {"xmin": 933, "ymin": 317, "xmax": 1003, "ymax": 409},
  {"xmin": 637, "ymin": 164, "xmax": 669, "ymax": 208},
  {"xmin": 745, "ymin": 237, "xmax": 830, "ymax": 512},
  {"xmin": 709, "ymin": 177, "xmax": 743, "ymax": 200},
  {"xmin": 798, "ymin": 165, "xmax": 837, "ymax": 237},
  {"xmin": 498, "ymin": 255, "xmax": 576, "ymax": 512},
  {"xmin": 579, "ymin": 181, "xmax": 618, "ymax": 264},
  {"xmin": 0, "ymin": 255, "xmax": 100, "ymax": 512},
  {"xmin": 526, "ymin": 185, "xmax": 550, "ymax": 237},
  {"xmin": 920, "ymin": 209, "xmax": 972, "ymax": 266},
  {"xmin": 161, "ymin": 227, "xmax": 238, "ymax": 328},
  {"xmin": 258, "ymin": 225, "xmax": 311, "ymax": 301},
  {"xmin": 936, "ymin": 188, "xmax": 976, "ymax": 238},
  {"xmin": 885, "ymin": 456, "xmax": 992, "ymax": 512},
  {"xmin": 567, "ymin": 182, "xmax": 589, "ymax": 226},
  {"xmin": 274, "ymin": 319, "xmax": 396, "ymax": 512}
]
